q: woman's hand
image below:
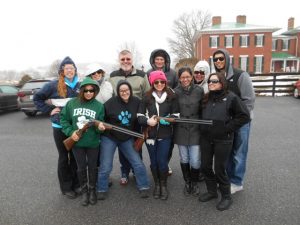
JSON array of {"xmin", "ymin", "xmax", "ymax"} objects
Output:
[
  {"xmin": 71, "ymin": 131, "xmax": 80, "ymax": 142},
  {"xmin": 50, "ymin": 107, "xmax": 61, "ymax": 116},
  {"xmin": 147, "ymin": 115, "xmax": 158, "ymax": 127},
  {"xmin": 98, "ymin": 122, "xmax": 106, "ymax": 131}
]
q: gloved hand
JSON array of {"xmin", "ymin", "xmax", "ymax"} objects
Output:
[{"xmin": 159, "ymin": 119, "xmax": 170, "ymax": 125}]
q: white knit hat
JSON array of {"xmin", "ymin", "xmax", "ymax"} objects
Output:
[{"xmin": 85, "ymin": 63, "xmax": 105, "ymax": 76}]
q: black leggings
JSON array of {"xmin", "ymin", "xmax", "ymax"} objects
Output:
[{"xmin": 72, "ymin": 147, "xmax": 99, "ymax": 172}]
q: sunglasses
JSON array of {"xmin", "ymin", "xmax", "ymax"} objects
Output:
[
  {"xmin": 83, "ymin": 89, "xmax": 95, "ymax": 93},
  {"xmin": 154, "ymin": 80, "xmax": 166, "ymax": 85},
  {"xmin": 213, "ymin": 57, "xmax": 225, "ymax": 62},
  {"xmin": 194, "ymin": 71, "xmax": 205, "ymax": 75},
  {"xmin": 120, "ymin": 58, "xmax": 131, "ymax": 61},
  {"xmin": 208, "ymin": 79, "xmax": 220, "ymax": 84}
]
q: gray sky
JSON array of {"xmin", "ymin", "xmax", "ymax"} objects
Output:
[{"xmin": 0, "ymin": 0, "xmax": 298, "ymax": 71}]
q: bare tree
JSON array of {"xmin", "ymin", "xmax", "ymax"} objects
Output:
[
  {"xmin": 115, "ymin": 41, "xmax": 143, "ymax": 70},
  {"xmin": 168, "ymin": 10, "xmax": 211, "ymax": 60},
  {"xmin": 46, "ymin": 59, "xmax": 61, "ymax": 78},
  {"xmin": 18, "ymin": 74, "xmax": 32, "ymax": 87}
]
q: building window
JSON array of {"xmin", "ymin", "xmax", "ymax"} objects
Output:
[
  {"xmin": 239, "ymin": 35, "xmax": 249, "ymax": 47},
  {"xmin": 272, "ymin": 40, "xmax": 277, "ymax": 51},
  {"xmin": 255, "ymin": 34, "xmax": 264, "ymax": 47},
  {"xmin": 254, "ymin": 55, "xmax": 264, "ymax": 73},
  {"xmin": 282, "ymin": 39, "xmax": 289, "ymax": 51},
  {"xmin": 209, "ymin": 36, "xmax": 219, "ymax": 48},
  {"xmin": 239, "ymin": 55, "xmax": 249, "ymax": 71},
  {"xmin": 225, "ymin": 35, "xmax": 233, "ymax": 48}
]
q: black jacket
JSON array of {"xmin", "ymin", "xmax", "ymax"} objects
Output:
[{"xmin": 201, "ymin": 91, "xmax": 250, "ymax": 140}]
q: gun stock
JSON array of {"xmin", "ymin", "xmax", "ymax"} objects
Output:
[
  {"xmin": 133, "ymin": 126, "xmax": 150, "ymax": 151},
  {"xmin": 63, "ymin": 122, "xmax": 92, "ymax": 151}
]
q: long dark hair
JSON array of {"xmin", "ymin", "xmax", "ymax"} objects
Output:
[
  {"xmin": 78, "ymin": 84, "xmax": 98, "ymax": 103},
  {"xmin": 202, "ymin": 72, "xmax": 228, "ymax": 107}
]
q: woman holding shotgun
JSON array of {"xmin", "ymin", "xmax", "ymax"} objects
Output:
[
  {"xmin": 60, "ymin": 77, "xmax": 104, "ymax": 206},
  {"xmin": 96, "ymin": 80, "xmax": 150, "ymax": 200},
  {"xmin": 137, "ymin": 70, "xmax": 179, "ymax": 200},
  {"xmin": 173, "ymin": 66, "xmax": 204, "ymax": 197}
]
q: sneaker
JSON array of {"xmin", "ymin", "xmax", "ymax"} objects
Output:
[
  {"xmin": 168, "ymin": 166, "xmax": 173, "ymax": 176},
  {"xmin": 231, "ymin": 183, "xmax": 243, "ymax": 194},
  {"xmin": 120, "ymin": 177, "xmax": 128, "ymax": 185},
  {"xmin": 139, "ymin": 189, "xmax": 149, "ymax": 198}
]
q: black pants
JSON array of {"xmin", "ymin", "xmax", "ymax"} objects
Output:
[
  {"xmin": 72, "ymin": 147, "xmax": 99, "ymax": 172},
  {"xmin": 53, "ymin": 128, "xmax": 79, "ymax": 193},
  {"xmin": 200, "ymin": 138, "xmax": 233, "ymax": 193}
]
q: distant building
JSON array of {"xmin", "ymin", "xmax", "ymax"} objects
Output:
[{"xmin": 194, "ymin": 15, "xmax": 300, "ymax": 74}]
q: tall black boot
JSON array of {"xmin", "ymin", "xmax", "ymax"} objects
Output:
[
  {"xmin": 180, "ymin": 163, "xmax": 192, "ymax": 196},
  {"xmin": 190, "ymin": 168, "xmax": 200, "ymax": 196},
  {"xmin": 159, "ymin": 171, "xmax": 169, "ymax": 200},
  {"xmin": 77, "ymin": 170, "xmax": 89, "ymax": 206},
  {"xmin": 151, "ymin": 169, "xmax": 160, "ymax": 199},
  {"xmin": 217, "ymin": 184, "xmax": 232, "ymax": 211},
  {"xmin": 89, "ymin": 168, "xmax": 98, "ymax": 205}
]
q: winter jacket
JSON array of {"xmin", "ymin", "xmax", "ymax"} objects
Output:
[
  {"xmin": 33, "ymin": 78, "xmax": 80, "ymax": 128},
  {"xmin": 109, "ymin": 67, "xmax": 150, "ymax": 100},
  {"xmin": 147, "ymin": 49, "xmax": 178, "ymax": 89},
  {"xmin": 174, "ymin": 83, "xmax": 204, "ymax": 145},
  {"xmin": 213, "ymin": 49, "xmax": 255, "ymax": 119},
  {"xmin": 103, "ymin": 80, "xmax": 140, "ymax": 142},
  {"xmin": 95, "ymin": 79, "xmax": 113, "ymax": 104},
  {"xmin": 137, "ymin": 89, "xmax": 179, "ymax": 140},
  {"xmin": 200, "ymin": 90, "xmax": 250, "ymax": 141}
]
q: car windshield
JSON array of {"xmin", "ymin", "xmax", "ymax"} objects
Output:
[
  {"xmin": 22, "ymin": 81, "xmax": 49, "ymax": 89},
  {"xmin": 0, "ymin": 85, "xmax": 18, "ymax": 94}
]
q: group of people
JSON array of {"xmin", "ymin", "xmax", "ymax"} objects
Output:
[{"xmin": 33, "ymin": 48, "xmax": 255, "ymax": 211}]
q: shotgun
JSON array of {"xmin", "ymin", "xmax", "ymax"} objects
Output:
[
  {"xmin": 155, "ymin": 116, "xmax": 213, "ymax": 125},
  {"xmin": 63, "ymin": 121, "xmax": 93, "ymax": 151},
  {"xmin": 133, "ymin": 126, "xmax": 150, "ymax": 151}
]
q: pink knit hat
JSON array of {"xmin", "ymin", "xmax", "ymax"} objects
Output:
[{"xmin": 149, "ymin": 70, "xmax": 167, "ymax": 85}]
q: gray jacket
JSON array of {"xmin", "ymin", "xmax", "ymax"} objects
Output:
[{"xmin": 173, "ymin": 83, "xmax": 204, "ymax": 145}]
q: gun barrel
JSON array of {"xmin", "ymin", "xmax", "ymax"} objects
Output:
[{"xmin": 159, "ymin": 117, "xmax": 213, "ymax": 125}]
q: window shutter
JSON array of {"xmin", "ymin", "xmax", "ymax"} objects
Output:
[
  {"xmin": 239, "ymin": 36, "xmax": 242, "ymax": 46},
  {"xmin": 275, "ymin": 40, "xmax": 278, "ymax": 50},
  {"xmin": 232, "ymin": 57, "xmax": 234, "ymax": 67},
  {"xmin": 288, "ymin": 40, "xmax": 290, "ymax": 49},
  {"xmin": 255, "ymin": 36, "xmax": 257, "ymax": 46},
  {"xmin": 246, "ymin": 57, "xmax": 249, "ymax": 71},
  {"xmin": 224, "ymin": 37, "xmax": 226, "ymax": 47},
  {"xmin": 247, "ymin": 36, "xmax": 250, "ymax": 47},
  {"xmin": 263, "ymin": 36, "xmax": 265, "ymax": 46},
  {"xmin": 209, "ymin": 37, "xmax": 211, "ymax": 47},
  {"xmin": 232, "ymin": 36, "xmax": 234, "ymax": 47},
  {"xmin": 217, "ymin": 37, "xmax": 219, "ymax": 47},
  {"xmin": 254, "ymin": 56, "xmax": 257, "ymax": 72},
  {"xmin": 262, "ymin": 56, "xmax": 264, "ymax": 72},
  {"xmin": 239, "ymin": 57, "xmax": 241, "ymax": 68}
]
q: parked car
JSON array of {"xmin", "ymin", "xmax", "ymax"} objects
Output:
[
  {"xmin": 0, "ymin": 84, "xmax": 19, "ymax": 112},
  {"xmin": 17, "ymin": 79, "xmax": 51, "ymax": 117},
  {"xmin": 293, "ymin": 79, "xmax": 300, "ymax": 99}
]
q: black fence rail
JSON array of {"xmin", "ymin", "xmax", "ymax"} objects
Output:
[{"xmin": 250, "ymin": 72, "xmax": 300, "ymax": 97}]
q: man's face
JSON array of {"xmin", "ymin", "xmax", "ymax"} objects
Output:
[
  {"xmin": 213, "ymin": 53, "xmax": 226, "ymax": 71},
  {"xmin": 119, "ymin": 53, "xmax": 133, "ymax": 72},
  {"xmin": 154, "ymin": 56, "xmax": 165, "ymax": 70}
]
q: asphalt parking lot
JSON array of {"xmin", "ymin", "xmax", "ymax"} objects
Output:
[{"xmin": 0, "ymin": 96, "xmax": 299, "ymax": 225}]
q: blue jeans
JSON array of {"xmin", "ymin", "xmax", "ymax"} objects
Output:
[
  {"xmin": 97, "ymin": 136, "xmax": 149, "ymax": 192},
  {"xmin": 227, "ymin": 122, "xmax": 251, "ymax": 186},
  {"xmin": 146, "ymin": 138, "xmax": 171, "ymax": 173},
  {"xmin": 178, "ymin": 145, "xmax": 201, "ymax": 169}
]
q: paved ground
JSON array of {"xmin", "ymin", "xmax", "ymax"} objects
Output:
[{"xmin": 0, "ymin": 96, "xmax": 299, "ymax": 225}]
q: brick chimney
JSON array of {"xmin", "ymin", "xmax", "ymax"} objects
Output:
[
  {"xmin": 288, "ymin": 17, "xmax": 294, "ymax": 30},
  {"xmin": 236, "ymin": 15, "xmax": 246, "ymax": 24},
  {"xmin": 212, "ymin": 16, "xmax": 221, "ymax": 26}
]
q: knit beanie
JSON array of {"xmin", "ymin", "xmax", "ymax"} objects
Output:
[
  {"xmin": 59, "ymin": 56, "xmax": 77, "ymax": 74},
  {"xmin": 149, "ymin": 70, "xmax": 167, "ymax": 85}
]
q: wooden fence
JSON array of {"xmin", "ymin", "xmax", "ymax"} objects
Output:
[{"xmin": 250, "ymin": 72, "xmax": 300, "ymax": 97}]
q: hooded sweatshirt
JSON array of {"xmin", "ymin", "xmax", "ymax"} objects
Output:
[
  {"xmin": 103, "ymin": 80, "xmax": 141, "ymax": 142},
  {"xmin": 147, "ymin": 49, "xmax": 178, "ymax": 89},
  {"xmin": 213, "ymin": 49, "xmax": 255, "ymax": 119},
  {"xmin": 60, "ymin": 78, "xmax": 104, "ymax": 148},
  {"xmin": 193, "ymin": 60, "xmax": 210, "ymax": 94}
]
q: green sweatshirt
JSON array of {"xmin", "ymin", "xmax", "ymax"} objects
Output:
[{"xmin": 60, "ymin": 98, "xmax": 105, "ymax": 148}]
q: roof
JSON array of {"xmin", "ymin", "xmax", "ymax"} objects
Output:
[
  {"xmin": 199, "ymin": 22, "xmax": 280, "ymax": 33},
  {"xmin": 281, "ymin": 26, "xmax": 300, "ymax": 35},
  {"xmin": 272, "ymin": 52, "xmax": 299, "ymax": 59}
]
